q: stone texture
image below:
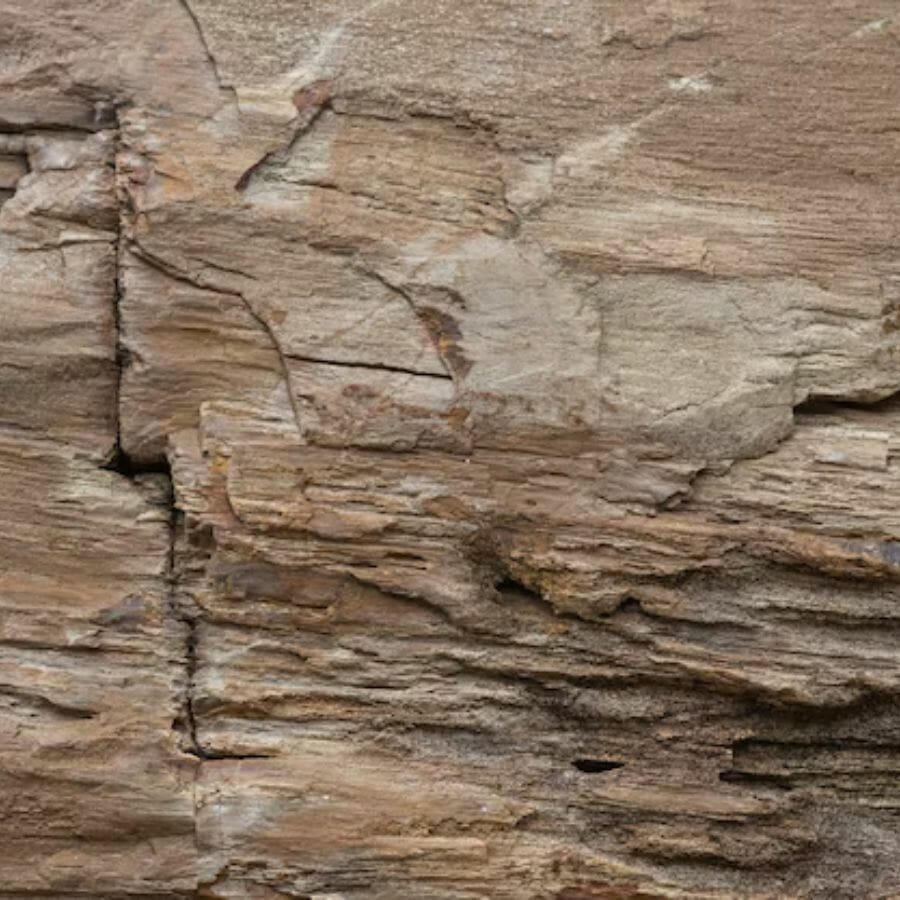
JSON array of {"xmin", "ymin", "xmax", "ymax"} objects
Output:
[{"xmin": 4, "ymin": 1, "xmax": 900, "ymax": 897}]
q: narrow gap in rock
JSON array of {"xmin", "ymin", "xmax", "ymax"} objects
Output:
[
  {"xmin": 180, "ymin": 578, "xmax": 203, "ymax": 759},
  {"xmin": 572, "ymin": 759, "xmax": 625, "ymax": 773},
  {"xmin": 495, "ymin": 576, "xmax": 542, "ymax": 598},
  {"xmin": 793, "ymin": 397, "xmax": 838, "ymax": 415},
  {"xmin": 172, "ymin": 564, "xmax": 269, "ymax": 761},
  {"xmin": 494, "ymin": 575, "xmax": 552, "ymax": 617},
  {"xmin": 108, "ymin": 124, "xmax": 129, "ymax": 470},
  {"xmin": 718, "ymin": 769, "xmax": 793, "ymax": 789},
  {"xmin": 794, "ymin": 392, "xmax": 900, "ymax": 416},
  {"xmin": 102, "ymin": 446, "xmax": 171, "ymax": 478},
  {"xmin": 169, "ymin": 496, "xmax": 266, "ymax": 762},
  {"xmin": 493, "ymin": 573, "xmax": 587, "ymax": 625},
  {"xmin": 103, "ymin": 136, "xmax": 205, "ymax": 763},
  {"xmin": 193, "ymin": 749, "xmax": 274, "ymax": 761}
]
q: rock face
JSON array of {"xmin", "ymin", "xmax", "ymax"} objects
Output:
[{"xmin": 4, "ymin": 1, "xmax": 900, "ymax": 896}]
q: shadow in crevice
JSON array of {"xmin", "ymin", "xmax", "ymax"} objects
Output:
[
  {"xmin": 102, "ymin": 445, "xmax": 171, "ymax": 480},
  {"xmin": 572, "ymin": 758, "xmax": 625, "ymax": 774}
]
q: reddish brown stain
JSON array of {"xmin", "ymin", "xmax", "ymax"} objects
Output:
[
  {"xmin": 292, "ymin": 79, "xmax": 332, "ymax": 113},
  {"xmin": 419, "ymin": 307, "xmax": 473, "ymax": 378}
]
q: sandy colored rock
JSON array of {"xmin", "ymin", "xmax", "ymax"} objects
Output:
[{"xmin": 4, "ymin": 1, "xmax": 900, "ymax": 897}]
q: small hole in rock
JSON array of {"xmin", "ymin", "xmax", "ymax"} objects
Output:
[
  {"xmin": 495, "ymin": 577, "xmax": 540, "ymax": 597},
  {"xmin": 572, "ymin": 758, "xmax": 624, "ymax": 773},
  {"xmin": 615, "ymin": 595, "xmax": 643, "ymax": 615}
]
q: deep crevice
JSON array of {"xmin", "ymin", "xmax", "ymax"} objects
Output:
[
  {"xmin": 102, "ymin": 446, "xmax": 171, "ymax": 479},
  {"xmin": 108, "ymin": 114, "xmax": 129, "ymax": 472},
  {"xmin": 490, "ymin": 572, "xmax": 588, "ymax": 626},
  {"xmin": 494, "ymin": 576, "xmax": 548, "ymax": 607},
  {"xmin": 572, "ymin": 758, "xmax": 625, "ymax": 773},
  {"xmin": 180, "ymin": 594, "xmax": 203, "ymax": 758},
  {"xmin": 106, "ymin": 127, "xmax": 208, "ymax": 765},
  {"xmin": 793, "ymin": 390, "xmax": 900, "ymax": 416},
  {"xmin": 173, "ymin": 590, "xmax": 273, "ymax": 761},
  {"xmin": 156, "ymin": 472, "xmax": 204, "ymax": 761},
  {"xmin": 718, "ymin": 769, "xmax": 793, "ymax": 788},
  {"xmin": 166, "ymin": 495, "xmax": 263, "ymax": 762},
  {"xmin": 188, "ymin": 748, "xmax": 274, "ymax": 761}
]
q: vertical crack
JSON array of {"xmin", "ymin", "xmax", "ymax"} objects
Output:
[
  {"xmin": 167, "ymin": 503, "xmax": 207, "ymax": 760},
  {"xmin": 106, "ymin": 117, "xmax": 205, "ymax": 765},
  {"xmin": 183, "ymin": 611, "xmax": 201, "ymax": 757},
  {"xmin": 105, "ymin": 113, "xmax": 129, "ymax": 471},
  {"xmin": 177, "ymin": 0, "xmax": 235, "ymax": 99}
]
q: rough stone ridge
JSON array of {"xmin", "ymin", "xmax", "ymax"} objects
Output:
[{"xmin": 4, "ymin": 1, "xmax": 900, "ymax": 897}]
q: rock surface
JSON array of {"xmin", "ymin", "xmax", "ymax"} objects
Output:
[{"xmin": 4, "ymin": 1, "xmax": 900, "ymax": 896}]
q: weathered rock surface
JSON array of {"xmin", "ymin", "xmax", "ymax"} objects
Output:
[{"xmin": 4, "ymin": 1, "xmax": 900, "ymax": 896}]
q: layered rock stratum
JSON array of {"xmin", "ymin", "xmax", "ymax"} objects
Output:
[{"xmin": 4, "ymin": 2, "xmax": 900, "ymax": 897}]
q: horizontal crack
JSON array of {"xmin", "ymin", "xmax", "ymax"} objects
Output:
[
  {"xmin": 354, "ymin": 263, "xmax": 458, "ymax": 383},
  {"xmin": 0, "ymin": 685, "xmax": 97, "ymax": 720},
  {"xmin": 794, "ymin": 389, "xmax": 900, "ymax": 415},
  {"xmin": 186, "ymin": 748, "xmax": 275, "ymax": 761},
  {"xmin": 286, "ymin": 352, "xmax": 451, "ymax": 379}
]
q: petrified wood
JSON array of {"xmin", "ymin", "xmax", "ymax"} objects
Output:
[{"xmin": 3, "ymin": 1, "xmax": 900, "ymax": 897}]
